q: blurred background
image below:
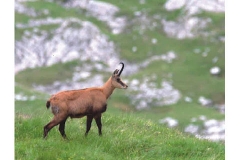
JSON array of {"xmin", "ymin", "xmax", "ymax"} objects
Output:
[{"xmin": 15, "ymin": 0, "xmax": 225, "ymax": 142}]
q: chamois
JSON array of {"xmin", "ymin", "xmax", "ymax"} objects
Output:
[{"xmin": 43, "ymin": 62, "xmax": 128, "ymax": 139}]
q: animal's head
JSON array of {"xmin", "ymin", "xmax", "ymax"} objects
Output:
[{"xmin": 111, "ymin": 62, "xmax": 128, "ymax": 89}]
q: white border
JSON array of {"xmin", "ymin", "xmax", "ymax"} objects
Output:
[
  {"xmin": 225, "ymin": 0, "xmax": 240, "ymax": 159},
  {"xmin": 0, "ymin": 0, "xmax": 14, "ymax": 159}
]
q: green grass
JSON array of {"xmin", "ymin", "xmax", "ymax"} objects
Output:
[
  {"xmin": 15, "ymin": 86, "xmax": 224, "ymax": 160},
  {"xmin": 15, "ymin": 0, "xmax": 225, "ymax": 159},
  {"xmin": 25, "ymin": 0, "xmax": 84, "ymax": 19},
  {"xmin": 102, "ymin": 0, "xmax": 167, "ymax": 16},
  {"xmin": 101, "ymin": 0, "xmax": 225, "ymax": 105},
  {"xmin": 15, "ymin": 60, "xmax": 81, "ymax": 87},
  {"xmin": 15, "ymin": 0, "xmax": 225, "ymax": 125},
  {"xmin": 108, "ymin": 90, "xmax": 224, "ymax": 131},
  {"xmin": 198, "ymin": 12, "xmax": 225, "ymax": 38}
]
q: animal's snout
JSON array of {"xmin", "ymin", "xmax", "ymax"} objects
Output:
[{"xmin": 123, "ymin": 84, "xmax": 128, "ymax": 89}]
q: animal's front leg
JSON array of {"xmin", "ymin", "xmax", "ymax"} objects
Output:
[
  {"xmin": 59, "ymin": 118, "xmax": 68, "ymax": 139},
  {"xmin": 85, "ymin": 115, "xmax": 93, "ymax": 136},
  {"xmin": 94, "ymin": 114, "xmax": 102, "ymax": 136}
]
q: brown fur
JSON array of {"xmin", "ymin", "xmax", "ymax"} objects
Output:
[{"xmin": 43, "ymin": 64, "xmax": 128, "ymax": 139}]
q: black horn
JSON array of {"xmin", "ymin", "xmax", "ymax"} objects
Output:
[{"xmin": 118, "ymin": 62, "xmax": 124, "ymax": 76}]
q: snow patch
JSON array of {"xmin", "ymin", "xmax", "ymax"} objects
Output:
[{"xmin": 159, "ymin": 117, "xmax": 179, "ymax": 128}]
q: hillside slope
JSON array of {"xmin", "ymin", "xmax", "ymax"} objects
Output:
[
  {"xmin": 15, "ymin": 0, "xmax": 225, "ymax": 143},
  {"xmin": 15, "ymin": 84, "xmax": 224, "ymax": 160}
]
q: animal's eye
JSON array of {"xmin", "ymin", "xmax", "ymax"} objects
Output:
[{"xmin": 117, "ymin": 78, "xmax": 120, "ymax": 82}]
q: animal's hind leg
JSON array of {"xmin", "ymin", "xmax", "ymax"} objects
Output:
[
  {"xmin": 85, "ymin": 115, "xmax": 93, "ymax": 136},
  {"xmin": 43, "ymin": 116, "xmax": 66, "ymax": 138},
  {"xmin": 59, "ymin": 118, "xmax": 68, "ymax": 139},
  {"xmin": 44, "ymin": 119, "xmax": 57, "ymax": 138}
]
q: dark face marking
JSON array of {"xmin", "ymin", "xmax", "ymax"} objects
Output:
[
  {"xmin": 116, "ymin": 77, "xmax": 126, "ymax": 87},
  {"xmin": 112, "ymin": 63, "xmax": 128, "ymax": 89}
]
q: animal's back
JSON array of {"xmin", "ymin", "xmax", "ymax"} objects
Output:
[{"xmin": 47, "ymin": 88, "xmax": 107, "ymax": 117}]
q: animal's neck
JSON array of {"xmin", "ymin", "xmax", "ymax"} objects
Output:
[{"xmin": 102, "ymin": 77, "xmax": 115, "ymax": 99}]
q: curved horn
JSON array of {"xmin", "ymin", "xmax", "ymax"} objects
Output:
[{"xmin": 118, "ymin": 62, "xmax": 124, "ymax": 76}]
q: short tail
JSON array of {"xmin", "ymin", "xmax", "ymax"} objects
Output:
[{"xmin": 46, "ymin": 100, "xmax": 51, "ymax": 109}]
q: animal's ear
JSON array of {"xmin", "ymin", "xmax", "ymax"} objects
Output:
[{"xmin": 112, "ymin": 69, "xmax": 119, "ymax": 76}]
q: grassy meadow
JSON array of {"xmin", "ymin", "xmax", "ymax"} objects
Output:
[
  {"xmin": 15, "ymin": 86, "xmax": 224, "ymax": 160},
  {"xmin": 15, "ymin": 0, "xmax": 225, "ymax": 159}
]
